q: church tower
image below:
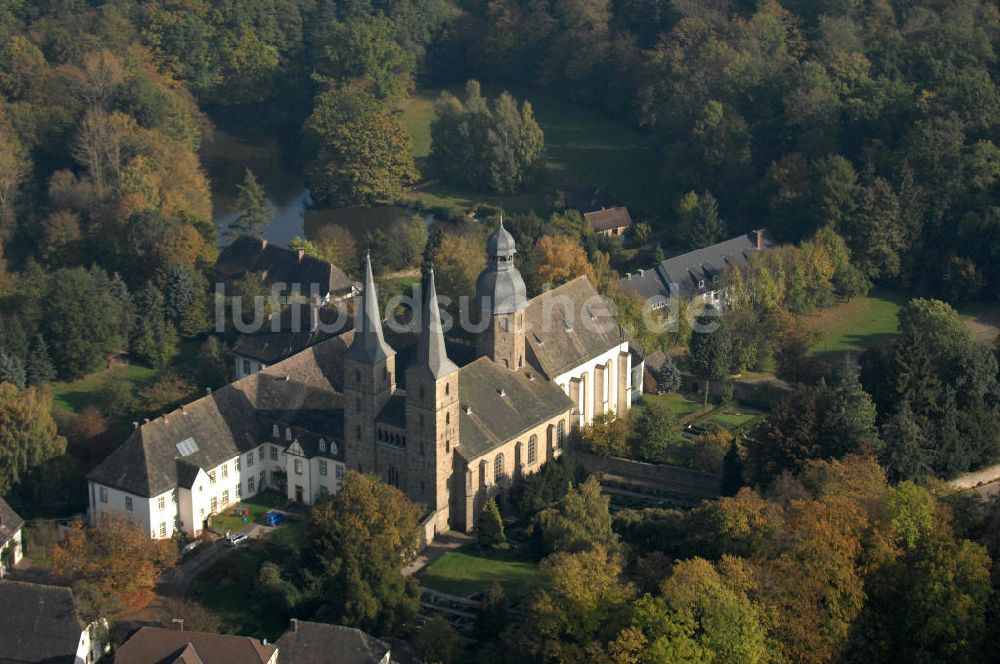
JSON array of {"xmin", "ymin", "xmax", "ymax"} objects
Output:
[
  {"xmin": 406, "ymin": 269, "xmax": 459, "ymax": 531},
  {"xmin": 344, "ymin": 253, "xmax": 396, "ymax": 474},
  {"xmin": 475, "ymin": 218, "xmax": 527, "ymax": 370}
]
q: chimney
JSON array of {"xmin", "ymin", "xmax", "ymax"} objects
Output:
[
  {"xmin": 143, "ymin": 418, "xmax": 150, "ymax": 424},
  {"xmin": 290, "ymin": 618, "xmax": 299, "ymax": 633},
  {"xmin": 180, "ymin": 404, "xmax": 187, "ymax": 415},
  {"xmin": 133, "ymin": 421, "xmax": 139, "ymax": 430},
  {"xmin": 297, "ymin": 249, "xmax": 305, "ymax": 261},
  {"xmin": 638, "ymin": 268, "xmax": 644, "ymax": 276},
  {"xmin": 162, "ymin": 414, "xmax": 168, "ymax": 424},
  {"xmin": 206, "ymin": 387, "xmax": 212, "ymax": 395},
  {"xmin": 755, "ymin": 229, "xmax": 763, "ymax": 250}
]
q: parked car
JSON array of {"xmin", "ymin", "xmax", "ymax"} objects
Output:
[
  {"xmin": 262, "ymin": 511, "xmax": 288, "ymax": 527},
  {"xmin": 224, "ymin": 533, "xmax": 249, "ymax": 547}
]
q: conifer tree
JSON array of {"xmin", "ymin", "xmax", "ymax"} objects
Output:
[
  {"xmin": 478, "ymin": 498, "xmax": 506, "ymax": 548},
  {"xmin": 229, "ymin": 168, "xmax": 273, "ymax": 240},
  {"xmin": 0, "ymin": 352, "xmax": 26, "ymax": 388},
  {"xmin": 26, "ymin": 335, "xmax": 56, "ymax": 386}
]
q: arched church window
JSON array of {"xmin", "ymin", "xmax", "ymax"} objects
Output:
[
  {"xmin": 446, "ymin": 412, "xmax": 450, "ymax": 425},
  {"xmin": 528, "ymin": 435, "xmax": 538, "ymax": 464},
  {"xmin": 494, "ymin": 454, "xmax": 504, "ymax": 482},
  {"xmin": 445, "ymin": 440, "xmax": 450, "ymax": 453},
  {"xmin": 557, "ymin": 421, "xmax": 565, "ymax": 448},
  {"xmin": 445, "ymin": 382, "xmax": 450, "ymax": 396}
]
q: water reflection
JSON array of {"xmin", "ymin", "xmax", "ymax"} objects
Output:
[{"xmin": 201, "ymin": 127, "xmax": 419, "ymax": 247}]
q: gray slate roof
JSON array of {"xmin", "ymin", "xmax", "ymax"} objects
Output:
[
  {"xmin": 413, "ymin": 270, "xmax": 458, "ymax": 379},
  {"xmin": 276, "ymin": 620, "xmax": 390, "ymax": 664},
  {"xmin": 88, "ymin": 336, "xmax": 351, "ymax": 497},
  {"xmin": 618, "ymin": 230, "xmax": 775, "ymax": 301},
  {"xmin": 212, "ymin": 236, "xmax": 354, "ymax": 300},
  {"xmin": 116, "ymin": 626, "xmax": 276, "ymax": 664},
  {"xmin": 232, "ymin": 305, "xmax": 353, "ymax": 364},
  {"xmin": 0, "ymin": 497, "xmax": 23, "ymax": 548},
  {"xmin": 457, "ymin": 357, "xmax": 574, "ymax": 461},
  {"xmin": 524, "ymin": 276, "xmax": 624, "ymax": 378},
  {"xmin": 0, "ymin": 581, "xmax": 86, "ymax": 664},
  {"xmin": 345, "ymin": 254, "xmax": 395, "ymax": 365}
]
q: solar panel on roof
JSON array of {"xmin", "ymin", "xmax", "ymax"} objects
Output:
[{"xmin": 176, "ymin": 437, "xmax": 199, "ymax": 456}]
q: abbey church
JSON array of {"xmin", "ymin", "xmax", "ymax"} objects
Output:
[{"xmin": 88, "ymin": 224, "xmax": 634, "ymax": 539}]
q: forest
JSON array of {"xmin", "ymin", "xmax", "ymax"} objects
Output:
[{"xmin": 0, "ymin": 0, "xmax": 999, "ymax": 662}]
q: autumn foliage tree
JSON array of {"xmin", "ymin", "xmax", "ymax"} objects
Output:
[
  {"xmin": 530, "ymin": 235, "xmax": 592, "ymax": 292},
  {"xmin": 52, "ymin": 515, "xmax": 178, "ymax": 618},
  {"xmin": 0, "ymin": 382, "xmax": 66, "ymax": 496}
]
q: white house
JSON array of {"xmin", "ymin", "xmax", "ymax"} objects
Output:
[
  {"xmin": 0, "ymin": 497, "xmax": 23, "ymax": 577},
  {"xmin": 88, "ymin": 341, "xmax": 350, "ymax": 540},
  {"xmin": 0, "ymin": 580, "xmax": 109, "ymax": 664}
]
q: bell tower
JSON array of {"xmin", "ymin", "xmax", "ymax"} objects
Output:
[
  {"xmin": 343, "ymin": 253, "xmax": 396, "ymax": 474},
  {"xmin": 406, "ymin": 269, "xmax": 459, "ymax": 531},
  {"xmin": 475, "ymin": 217, "xmax": 527, "ymax": 370}
]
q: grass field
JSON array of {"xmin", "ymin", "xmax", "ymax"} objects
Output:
[
  {"xmin": 416, "ymin": 547, "xmax": 540, "ymax": 598},
  {"xmin": 397, "ymin": 87, "xmax": 659, "ymax": 215},
  {"xmin": 805, "ymin": 289, "xmax": 906, "ymax": 357},
  {"xmin": 632, "ymin": 392, "xmax": 703, "ymax": 420},
  {"xmin": 50, "ymin": 364, "xmax": 159, "ymax": 414},
  {"xmin": 208, "ymin": 490, "xmax": 286, "ymax": 535}
]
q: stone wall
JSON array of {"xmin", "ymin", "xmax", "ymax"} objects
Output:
[{"xmin": 572, "ymin": 450, "xmax": 722, "ymax": 499}]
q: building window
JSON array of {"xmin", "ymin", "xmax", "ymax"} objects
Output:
[
  {"xmin": 319, "ymin": 439, "xmax": 326, "ymax": 453},
  {"xmin": 248, "ymin": 476, "xmax": 255, "ymax": 493},
  {"xmin": 243, "ymin": 359, "xmax": 251, "ymax": 375},
  {"xmin": 528, "ymin": 435, "xmax": 538, "ymax": 464},
  {"xmin": 335, "ymin": 465, "xmax": 344, "ymax": 480},
  {"xmin": 171, "ymin": 489, "xmax": 177, "ymax": 504},
  {"xmin": 494, "ymin": 454, "xmax": 504, "ymax": 483},
  {"xmin": 294, "ymin": 459, "xmax": 303, "ymax": 475},
  {"xmin": 270, "ymin": 446, "xmax": 278, "ymax": 460},
  {"xmin": 319, "ymin": 486, "xmax": 329, "ymax": 498},
  {"xmin": 200, "ymin": 507, "xmax": 205, "ymax": 518},
  {"xmin": 247, "ymin": 452, "xmax": 254, "ymax": 467},
  {"xmin": 210, "ymin": 497, "xmax": 217, "ymax": 513},
  {"xmin": 698, "ymin": 279, "xmax": 705, "ymax": 288},
  {"xmin": 260, "ymin": 447, "xmax": 266, "ymax": 461},
  {"xmin": 159, "ymin": 522, "xmax": 167, "ymax": 538},
  {"xmin": 273, "ymin": 424, "xmax": 280, "ymax": 438},
  {"xmin": 557, "ymin": 421, "xmax": 565, "ymax": 448},
  {"xmin": 125, "ymin": 496, "xmax": 133, "ymax": 511},
  {"xmin": 99, "ymin": 487, "xmax": 108, "ymax": 503},
  {"xmin": 445, "ymin": 382, "xmax": 450, "ymax": 396},
  {"xmin": 446, "ymin": 412, "xmax": 450, "ymax": 425},
  {"xmin": 209, "ymin": 471, "xmax": 216, "ymax": 484},
  {"xmin": 319, "ymin": 460, "xmax": 328, "ymax": 476},
  {"xmin": 221, "ymin": 464, "xmax": 228, "ymax": 479},
  {"xmin": 222, "ymin": 490, "xmax": 229, "ymax": 505},
  {"xmin": 235, "ymin": 483, "xmax": 241, "ymax": 499},
  {"xmin": 260, "ymin": 470, "xmax": 266, "ymax": 487},
  {"xmin": 285, "ymin": 427, "xmax": 292, "ymax": 441},
  {"xmin": 158, "ymin": 496, "xmax": 165, "ymax": 511},
  {"xmin": 387, "ymin": 466, "xmax": 399, "ymax": 487}
]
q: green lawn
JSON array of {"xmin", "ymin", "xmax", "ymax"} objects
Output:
[
  {"xmin": 416, "ymin": 547, "xmax": 540, "ymax": 598},
  {"xmin": 703, "ymin": 410, "xmax": 762, "ymax": 429},
  {"xmin": 806, "ymin": 289, "xmax": 906, "ymax": 357},
  {"xmin": 632, "ymin": 392, "xmax": 703, "ymax": 420},
  {"xmin": 193, "ymin": 543, "xmax": 288, "ymax": 640},
  {"xmin": 207, "ymin": 490, "xmax": 286, "ymax": 535},
  {"xmin": 396, "ymin": 87, "xmax": 659, "ymax": 215},
  {"xmin": 50, "ymin": 364, "xmax": 158, "ymax": 414}
]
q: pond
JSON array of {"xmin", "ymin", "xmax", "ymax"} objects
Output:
[{"xmin": 200, "ymin": 127, "xmax": 417, "ymax": 247}]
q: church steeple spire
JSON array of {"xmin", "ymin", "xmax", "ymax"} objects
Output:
[
  {"xmin": 416, "ymin": 269, "xmax": 458, "ymax": 379},
  {"xmin": 346, "ymin": 252, "xmax": 394, "ymax": 364}
]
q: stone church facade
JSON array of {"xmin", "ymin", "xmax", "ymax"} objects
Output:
[{"xmin": 87, "ymin": 223, "xmax": 633, "ymax": 539}]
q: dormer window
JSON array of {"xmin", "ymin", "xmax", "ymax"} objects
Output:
[
  {"xmin": 331, "ymin": 442, "xmax": 338, "ymax": 455},
  {"xmin": 712, "ymin": 275, "xmax": 719, "ymax": 284},
  {"xmin": 285, "ymin": 427, "xmax": 292, "ymax": 441},
  {"xmin": 272, "ymin": 424, "xmax": 279, "ymax": 438},
  {"xmin": 319, "ymin": 439, "xmax": 326, "ymax": 453},
  {"xmin": 698, "ymin": 279, "xmax": 705, "ymax": 289}
]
